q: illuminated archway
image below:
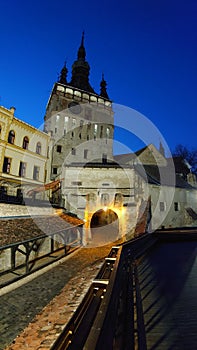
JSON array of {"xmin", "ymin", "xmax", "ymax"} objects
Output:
[{"xmin": 90, "ymin": 208, "xmax": 119, "ymax": 245}]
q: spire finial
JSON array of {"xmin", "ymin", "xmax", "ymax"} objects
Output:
[
  {"xmin": 81, "ymin": 31, "xmax": 85, "ymax": 46},
  {"xmin": 78, "ymin": 31, "xmax": 86, "ymax": 60}
]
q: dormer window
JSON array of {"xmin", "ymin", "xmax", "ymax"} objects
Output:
[
  {"xmin": 8, "ymin": 130, "xmax": 15, "ymax": 144},
  {"xmin": 22, "ymin": 136, "xmax": 29, "ymax": 150}
]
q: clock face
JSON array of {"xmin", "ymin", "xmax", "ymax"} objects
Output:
[{"xmin": 68, "ymin": 101, "xmax": 81, "ymax": 114}]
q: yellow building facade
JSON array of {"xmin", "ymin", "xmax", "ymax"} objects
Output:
[{"xmin": 0, "ymin": 105, "xmax": 49, "ymax": 201}]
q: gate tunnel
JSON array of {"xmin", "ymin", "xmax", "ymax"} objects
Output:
[{"xmin": 90, "ymin": 208, "xmax": 119, "ymax": 245}]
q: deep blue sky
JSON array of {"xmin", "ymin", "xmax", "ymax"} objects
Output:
[{"xmin": 0, "ymin": 0, "xmax": 196, "ymax": 155}]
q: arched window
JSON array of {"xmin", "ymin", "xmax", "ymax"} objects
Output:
[
  {"xmin": 36, "ymin": 142, "xmax": 41, "ymax": 154},
  {"xmin": 22, "ymin": 136, "xmax": 29, "ymax": 149},
  {"xmin": 8, "ymin": 130, "xmax": 15, "ymax": 144}
]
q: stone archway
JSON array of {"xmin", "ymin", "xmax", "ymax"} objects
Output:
[{"xmin": 90, "ymin": 208, "xmax": 119, "ymax": 245}]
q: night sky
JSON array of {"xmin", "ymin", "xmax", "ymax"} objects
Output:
[{"xmin": 0, "ymin": 0, "xmax": 196, "ymax": 155}]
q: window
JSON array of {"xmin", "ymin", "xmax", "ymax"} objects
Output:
[
  {"xmin": 159, "ymin": 202, "xmax": 165, "ymax": 212},
  {"xmin": 64, "ymin": 128, "xmax": 66, "ymax": 136},
  {"xmin": 102, "ymin": 154, "xmax": 107, "ymax": 164},
  {"xmin": 84, "ymin": 149, "xmax": 88, "ymax": 159},
  {"xmin": 3, "ymin": 157, "xmax": 11, "ymax": 173},
  {"xmin": 33, "ymin": 166, "xmax": 39, "ymax": 180},
  {"xmin": 72, "ymin": 118, "xmax": 76, "ymax": 127},
  {"xmin": 80, "ymin": 120, "xmax": 84, "ymax": 127},
  {"xmin": 55, "ymin": 127, "xmax": 57, "ymax": 133},
  {"xmin": 79, "ymin": 133, "xmax": 81, "ymax": 139},
  {"xmin": 71, "ymin": 148, "xmax": 76, "ymax": 155},
  {"xmin": 8, "ymin": 130, "xmax": 15, "ymax": 144},
  {"xmin": 174, "ymin": 202, "xmax": 179, "ymax": 211},
  {"xmin": 100, "ymin": 125, "xmax": 103, "ymax": 138},
  {"xmin": 19, "ymin": 162, "xmax": 26, "ymax": 177},
  {"xmin": 22, "ymin": 136, "xmax": 29, "ymax": 150},
  {"xmin": 0, "ymin": 125, "xmax": 1, "ymax": 137},
  {"xmin": 94, "ymin": 124, "xmax": 98, "ymax": 140},
  {"xmin": 36, "ymin": 142, "xmax": 41, "ymax": 154},
  {"xmin": 56, "ymin": 114, "xmax": 60, "ymax": 122},
  {"xmin": 106, "ymin": 127, "xmax": 110, "ymax": 138},
  {"xmin": 64, "ymin": 116, "xmax": 69, "ymax": 123},
  {"xmin": 57, "ymin": 145, "xmax": 62, "ymax": 153},
  {"xmin": 53, "ymin": 167, "xmax": 57, "ymax": 175},
  {"xmin": 101, "ymin": 193, "xmax": 109, "ymax": 206}
]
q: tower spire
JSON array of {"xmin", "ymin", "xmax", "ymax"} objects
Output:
[
  {"xmin": 77, "ymin": 31, "xmax": 86, "ymax": 61},
  {"xmin": 69, "ymin": 33, "xmax": 95, "ymax": 93},
  {"xmin": 100, "ymin": 73, "xmax": 109, "ymax": 99}
]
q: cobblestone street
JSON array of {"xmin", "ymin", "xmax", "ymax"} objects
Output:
[{"xmin": 0, "ymin": 245, "xmax": 112, "ymax": 350}]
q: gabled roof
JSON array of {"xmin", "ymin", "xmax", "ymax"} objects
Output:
[{"xmin": 113, "ymin": 153, "xmax": 136, "ymax": 165}]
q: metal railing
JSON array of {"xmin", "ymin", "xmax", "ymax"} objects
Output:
[
  {"xmin": 52, "ymin": 233, "xmax": 157, "ymax": 350},
  {"xmin": 0, "ymin": 224, "xmax": 83, "ymax": 288}
]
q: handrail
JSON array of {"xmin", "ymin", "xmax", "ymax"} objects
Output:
[
  {"xmin": 0, "ymin": 224, "xmax": 83, "ymax": 288},
  {"xmin": 52, "ymin": 233, "xmax": 156, "ymax": 350}
]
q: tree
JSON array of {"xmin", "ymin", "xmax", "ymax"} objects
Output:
[{"xmin": 173, "ymin": 144, "xmax": 197, "ymax": 175}]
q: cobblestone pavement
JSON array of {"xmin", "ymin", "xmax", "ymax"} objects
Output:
[{"xmin": 0, "ymin": 245, "xmax": 113, "ymax": 350}]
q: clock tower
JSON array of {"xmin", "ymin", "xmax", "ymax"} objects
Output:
[{"xmin": 44, "ymin": 33, "xmax": 114, "ymax": 181}]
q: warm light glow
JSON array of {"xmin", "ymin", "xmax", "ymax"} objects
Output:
[{"xmin": 103, "ymin": 206, "xmax": 108, "ymax": 212}]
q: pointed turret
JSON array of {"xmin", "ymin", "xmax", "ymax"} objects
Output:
[
  {"xmin": 159, "ymin": 141, "xmax": 165, "ymax": 157},
  {"xmin": 58, "ymin": 62, "xmax": 68, "ymax": 85},
  {"xmin": 69, "ymin": 33, "xmax": 95, "ymax": 93},
  {"xmin": 100, "ymin": 73, "xmax": 109, "ymax": 100}
]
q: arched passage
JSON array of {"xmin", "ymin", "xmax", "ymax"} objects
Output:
[{"xmin": 90, "ymin": 208, "xmax": 119, "ymax": 245}]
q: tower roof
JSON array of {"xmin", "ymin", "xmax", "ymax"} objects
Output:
[{"xmin": 57, "ymin": 33, "xmax": 110, "ymax": 99}]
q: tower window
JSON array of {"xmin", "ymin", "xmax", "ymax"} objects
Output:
[
  {"xmin": 8, "ymin": 130, "xmax": 15, "ymax": 144},
  {"xmin": 100, "ymin": 125, "xmax": 103, "ymax": 138},
  {"xmin": 159, "ymin": 202, "xmax": 166, "ymax": 212},
  {"xmin": 64, "ymin": 116, "xmax": 69, "ymax": 123},
  {"xmin": 106, "ymin": 127, "xmax": 110, "ymax": 138},
  {"xmin": 19, "ymin": 162, "xmax": 26, "ymax": 177},
  {"xmin": 79, "ymin": 133, "xmax": 81, "ymax": 139},
  {"xmin": 36, "ymin": 142, "xmax": 42, "ymax": 154},
  {"xmin": 174, "ymin": 202, "xmax": 179, "ymax": 211},
  {"xmin": 72, "ymin": 118, "xmax": 76, "ymax": 127},
  {"xmin": 33, "ymin": 166, "xmax": 40, "ymax": 180},
  {"xmin": 22, "ymin": 136, "xmax": 29, "ymax": 149},
  {"xmin": 72, "ymin": 148, "xmax": 76, "ymax": 155},
  {"xmin": 57, "ymin": 145, "xmax": 62, "ymax": 153},
  {"xmin": 53, "ymin": 167, "xmax": 57, "ymax": 175},
  {"xmin": 3, "ymin": 157, "xmax": 11, "ymax": 173},
  {"xmin": 84, "ymin": 149, "xmax": 88, "ymax": 159},
  {"xmin": 102, "ymin": 154, "xmax": 107, "ymax": 164}
]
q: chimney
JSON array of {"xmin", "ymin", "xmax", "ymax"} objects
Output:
[{"xmin": 10, "ymin": 106, "xmax": 16, "ymax": 114}]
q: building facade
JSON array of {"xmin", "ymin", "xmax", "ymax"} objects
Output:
[{"xmin": 0, "ymin": 105, "xmax": 49, "ymax": 201}]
